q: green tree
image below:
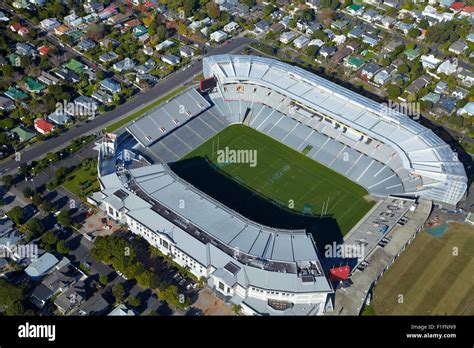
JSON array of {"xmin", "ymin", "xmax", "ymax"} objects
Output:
[
  {"xmin": 57, "ymin": 209, "xmax": 72, "ymax": 228},
  {"xmin": 112, "ymin": 283, "xmax": 125, "ymax": 302},
  {"xmin": 7, "ymin": 206, "xmax": 23, "ymax": 226},
  {"xmin": 40, "ymin": 230, "xmax": 59, "ymax": 250},
  {"xmin": 56, "ymin": 240, "xmax": 69, "ymax": 254},
  {"xmin": 127, "ymin": 295, "xmax": 141, "ymax": 308},
  {"xmin": 22, "ymin": 187, "xmax": 33, "ymax": 199},
  {"xmin": 21, "ymin": 218, "xmax": 45, "ymax": 241},
  {"xmin": 99, "ymin": 275, "xmax": 108, "ymax": 286},
  {"xmin": 386, "ymin": 84, "xmax": 402, "ymax": 99},
  {"xmin": 2, "ymin": 175, "xmax": 13, "ymax": 188}
]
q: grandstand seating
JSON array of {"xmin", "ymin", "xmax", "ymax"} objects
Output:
[{"xmin": 209, "ymin": 84, "xmax": 406, "ymax": 197}]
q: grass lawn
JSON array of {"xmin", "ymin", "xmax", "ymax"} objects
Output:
[
  {"xmin": 371, "ymin": 222, "xmax": 474, "ymax": 315},
  {"xmin": 182, "ymin": 124, "xmax": 374, "ymax": 235},
  {"xmin": 104, "ymin": 85, "xmax": 187, "ymax": 133},
  {"xmin": 62, "ymin": 162, "xmax": 99, "ymax": 198}
]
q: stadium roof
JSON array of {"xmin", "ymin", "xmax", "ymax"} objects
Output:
[
  {"xmin": 126, "ymin": 88, "xmax": 211, "ymax": 147},
  {"xmin": 203, "ymin": 55, "xmax": 467, "ymax": 205},
  {"xmin": 127, "ymin": 164, "xmax": 319, "ymax": 264}
]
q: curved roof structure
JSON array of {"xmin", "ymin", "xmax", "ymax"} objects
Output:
[{"xmin": 203, "ymin": 55, "xmax": 467, "ymax": 206}]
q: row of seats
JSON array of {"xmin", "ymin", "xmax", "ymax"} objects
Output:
[{"xmin": 210, "ymin": 91, "xmax": 406, "ymax": 196}]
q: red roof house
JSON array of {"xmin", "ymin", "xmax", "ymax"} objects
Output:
[
  {"xmin": 38, "ymin": 46, "xmax": 50, "ymax": 56},
  {"xmin": 34, "ymin": 118, "xmax": 55, "ymax": 134},
  {"xmin": 10, "ymin": 23, "xmax": 22, "ymax": 32},
  {"xmin": 18, "ymin": 27, "xmax": 29, "ymax": 37},
  {"xmin": 462, "ymin": 5, "xmax": 474, "ymax": 13},
  {"xmin": 450, "ymin": 2, "xmax": 465, "ymax": 11}
]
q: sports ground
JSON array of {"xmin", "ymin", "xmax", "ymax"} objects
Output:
[
  {"xmin": 182, "ymin": 124, "xmax": 375, "ymax": 235},
  {"xmin": 369, "ymin": 222, "xmax": 474, "ymax": 315}
]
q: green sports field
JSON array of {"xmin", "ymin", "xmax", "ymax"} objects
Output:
[
  {"xmin": 182, "ymin": 124, "xmax": 375, "ymax": 235},
  {"xmin": 369, "ymin": 222, "xmax": 474, "ymax": 315}
]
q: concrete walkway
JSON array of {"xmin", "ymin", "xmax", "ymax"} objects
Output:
[{"xmin": 327, "ymin": 199, "xmax": 432, "ymax": 315}]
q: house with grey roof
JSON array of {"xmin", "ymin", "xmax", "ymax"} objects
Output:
[
  {"xmin": 448, "ymin": 41, "xmax": 468, "ymax": 55},
  {"xmin": 25, "ymin": 253, "xmax": 59, "ymax": 279},
  {"xmin": 100, "ymin": 78, "xmax": 121, "ymax": 94}
]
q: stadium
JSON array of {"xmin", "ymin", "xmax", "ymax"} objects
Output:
[{"xmin": 91, "ymin": 55, "xmax": 468, "ymax": 316}]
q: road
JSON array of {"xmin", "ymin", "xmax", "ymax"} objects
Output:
[{"xmin": 0, "ymin": 37, "xmax": 256, "ymax": 174}]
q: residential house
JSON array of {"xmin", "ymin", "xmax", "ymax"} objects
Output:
[
  {"xmin": 47, "ymin": 111, "xmax": 70, "ymax": 125},
  {"xmin": 331, "ymin": 20, "xmax": 349, "ymax": 31},
  {"xmin": 373, "ymin": 66, "xmax": 395, "ymax": 85},
  {"xmin": 333, "ymin": 35, "xmax": 346, "ymax": 45},
  {"xmin": 319, "ymin": 46, "xmax": 337, "ymax": 58},
  {"xmin": 437, "ymin": 58, "xmax": 458, "ymax": 75},
  {"xmin": 346, "ymin": 4, "xmax": 365, "ymax": 16},
  {"xmin": 280, "ymin": 31, "xmax": 299, "ymax": 44},
  {"xmin": 348, "ymin": 26, "xmax": 364, "ymax": 39},
  {"xmin": 25, "ymin": 77, "xmax": 46, "ymax": 94},
  {"xmin": 363, "ymin": 9, "xmax": 382, "ymax": 22},
  {"xmin": 135, "ymin": 60, "xmax": 155, "ymax": 74},
  {"xmin": 404, "ymin": 48, "xmax": 420, "ymax": 61},
  {"xmin": 108, "ymin": 303, "xmax": 136, "ymax": 316},
  {"xmin": 420, "ymin": 54, "xmax": 442, "ymax": 70},
  {"xmin": 306, "ymin": 0, "xmax": 320, "ymax": 10},
  {"xmin": 98, "ymin": 6, "xmax": 118, "ymax": 20},
  {"xmin": 460, "ymin": 6, "xmax": 474, "ymax": 18},
  {"xmin": 384, "ymin": 40, "xmax": 403, "ymax": 53},
  {"xmin": 450, "ymin": 2, "xmax": 465, "ymax": 12},
  {"xmin": 77, "ymin": 39, "xmax": 96, "ymax": 51},
  {"xmin": 24, "ymin": 252, "xmax": 59, "ymax": 279},
  {"xmin": 223, "ymin": 22, "xmax": 239, "ymax": 33},
  {"xmin": 384, "ymin": 0, "xmax": 400, "ymax": 8},
  {"xmin": 270, "ymin": 22, "xmax": 285, "ymax": 33},
  {"xmin": 362, "ymin": 33, "xmax": 381, "ymax": 47},
  {"xmin": 379, "ymin": 16, "xmax": 396, "ymax": 29},
  {"xmin": 55, "ymin": 68, "xmax": 80, "ymax": 83},
  {"xmin": 37, "ymin": 46, "xmax": 50, "ymax": 56},
  {"xmin": 361, "ymin": 62, "xmax": 381, "ymax": 80},
  {"xmin": 73, "ymin": 96, "xmax": 98, "ymax": 116},
  {"xmin": 308, "ymin": 39, "xmax": 324, "ymax": 48},
  {"xmin": 331, "ymin": 47, "xmax": 352, "ymax": 63},
  {"xmin": 179, "ymin": 45, "xmax": 195, "ymax": 58},
  {"xmin": 210, "ymin": 30, "xmax": 228, "ymax": 43},
  {"xmin": 99, "ymin": 52, "xmax": 119, "ymax": 63},
  {"xmin": 99, "ymin": 38, "xmax": 120, "ymax": 49},
  {"xmin": 457, "ymin": 68, "xmax": 474, "ymax": 87},
  {"xmin": 0, "ymin": 96, "xmax": 15, "ymax": 111},
  {"xmin": 457, "ymin": 102, "xmax": 474, "ymax": 116},
  {"xmin": 394, "ymin": 21, "xmax": 415, "ymax": 35},
  {"xmin": 113, "ymin": 58, "xmax": 136, "ymax": 72},
  {"xmin": 306, "ymin": 23, "xmax": 322, "ymax": 36},
  {"xmin": 435, "ymin": 96, "xmax": 457, "ymax": 115},
  {"xmin": 294, "ymin": 35, "xmax": 311, "ymax": 49},
  {"xmin": 345, "ymin": 56, "xmax": 365, "ymax": 70},
  {"xmin": 254, "ymin": 20, "xmax": 270, "ymax": 34},
  {"xmin": 54, "ymin": 25, "xmax": 71, "ymax": 36},
  {"xmin": 74, "ymin": 293, "xmax": 110, "ymax": 316},
  {"xmin": 11, "ymin": 125, "xmax": 35, "ymax": 142},
  {"xmin": 100, "ymin": 78, "xmax": 121, "ymax": 94},
  {"xmin": 448, "ymin": 41, "xmax": 468, "ymax": 55},
  {"xmin": 5, "ymin": 87, "xmax": 28, "ymax": 101},
  {"xmin": 406, "ymin": 75, "xmax": 432, "ymax": 94},
  {"xmin": 155, "ymin": 40, "xmax": 175, "ymax": 52},
  {"xmin": 452, "ymin": 87, "xmax": 468, "ymax": 100},
  {"xmin": 143, "ymin": 47, "xmax": 154, "ymax": 56},
  {"xmin": 18, "ymin": 27, "xmax": 29, "ymax": 37},
  {"xmin": 161, "ymin": 54, "xmax": 180, "ymax": 66},
  {"xmin": 434, "ymin": 80, "xmax": 448, "ymax": 94},
  {"xmin": 92, "ymin": 89, "xmax": 113, "ymax": 104},
  {"xmin": 16, "ymin": 43, "xmax": 36, "ymax": 56},
  {"xmin": 54, "ymin": 280, "xmax": 86, "ymax": 315},
  {"xmin": 34, "ymin": 118, "xmax": 55, "ymax": 135}
]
